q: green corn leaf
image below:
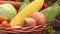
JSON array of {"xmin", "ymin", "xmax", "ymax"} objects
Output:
[
  {"xmin": 18, "ymin": 0, "xmax": 30, "ymax": 11},
  {"xmin": 41, "ymin": 4, "xmax": 60, "ymax": 22}
]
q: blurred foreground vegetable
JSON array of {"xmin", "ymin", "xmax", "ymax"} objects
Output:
[{"xmin": 10, "ymin": 0, "xmax": 44, "ymax": 28}]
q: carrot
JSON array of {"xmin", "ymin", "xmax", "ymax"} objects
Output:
[
  {"xmin": 0, "ymin": 1, "xmax": 22, "ymax": 10},
  {"xmin": 2, "ymin": 20, "xmax": 8, "ymax": 26},
  {"xmin": 0, "ymin": 17, "xmax": 7, "ymax": 24},
  {"xmin": 0, "ymin": 17, "xmax": 7, "ymax": 21}
]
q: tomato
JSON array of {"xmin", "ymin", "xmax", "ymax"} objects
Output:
[
  {"xmin": 42, "ymin": 3, "xmax": 48, "ymax": 9},
  {"xmin": 4, "ymin": 24, "xmax": 11, "ymax": 28}
]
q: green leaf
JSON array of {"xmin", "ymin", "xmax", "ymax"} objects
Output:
[
  {"xmin": 41, "ymin": 4, "xmax": 60, "ymax": 22},
  {"xmin": 18, "ymin": 0, "xmax": 30, "ymax": 11},
  {"xmin": 48, "ymin": 27, "xmax": 55, "ymax": 34},
  {"xmin": 53, "ymin": 0, "xmax": 60, "ymax": 6},
  {"xmin": 15, "ymin": 0, "xmax": 20, "ymax": 2},
  {"xmin": 55, "ymin": 19, "xmax": 60, "ymax": 23}
]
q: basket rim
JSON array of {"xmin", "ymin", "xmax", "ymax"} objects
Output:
[{"xmin": 0, "ymin": 23, "xmax": 51, "ymax": 33}]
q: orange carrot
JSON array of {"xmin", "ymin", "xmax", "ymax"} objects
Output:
[
  {"xmin": 2, "ymin": 20, "xmax": 8, "ymax": 26},
  {"xmin": 0, "ymin": 17, "xmax": 7, "ymax": 21}
]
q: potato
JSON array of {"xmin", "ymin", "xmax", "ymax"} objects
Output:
[
  {"xmin": 31, "ymin": 12, "xmax": 46, "ymax": 26},
  {"xmin": 23, "ymin": 17, "xmax": 37, "ymax": 27}
]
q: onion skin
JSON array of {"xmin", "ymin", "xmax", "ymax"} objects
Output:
[
  {"xmin": 23, "ymin": 17, "xmax": 37, "ymax": 27},
  {"xmin": 31, "ymin": 12, "xmax": 46, "ymax": 26}
]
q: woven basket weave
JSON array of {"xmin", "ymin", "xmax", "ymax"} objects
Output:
[{"xmin": 0, "ymin": 23, "xmax": 51, "ymax": 34}]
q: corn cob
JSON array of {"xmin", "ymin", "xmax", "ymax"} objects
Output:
[{"xmin": 10, "ymin": 0, "xmax": 44, "ymax": 28}]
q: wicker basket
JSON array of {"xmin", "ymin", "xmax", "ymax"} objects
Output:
[
  {"xmin": 0, "ymin": 23, "xmax": 51, "ymax": 34},
  {"xmin": 0, "ymin": 0, "xmax": 55, "ymax": 34}
]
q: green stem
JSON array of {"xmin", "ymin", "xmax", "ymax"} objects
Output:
[
  {"xmin": 58, "ymin": 1, "xmax": 60, "ymax": 5},
  {"xmin": 52, "ymin": 0, "xmax": 60, "ymax": 6},
  {"xmin": 15, "ymin": 0, "xmax": 20, "ymax": 2},
  {"xmin": 48, "ymin": 1, "xmax": 52, "ymax": 6},
  {"xmin": 55, "ymin": 19, "xmax": 60, "ymax": 23},
  {"xmin": 53, "ymin": 0, "xmax": 59, "ymax": 5},
  {"xmin": 47, "ymin": 0, "xmax": 60, "ymax": 6},
  {"xmin": 48, "ymin": 27, "xmax": 55, "ymax": 34}
]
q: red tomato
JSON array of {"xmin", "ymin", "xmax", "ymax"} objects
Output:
[
  {"xmin": 42, "ymin": 3, "xmax": 48, "ymax": 9},
  {"xmin": 4, "ymin": 24, "xmax": 11, "ymax": 28}
]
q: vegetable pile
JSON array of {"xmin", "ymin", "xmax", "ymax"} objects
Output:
[{"xmin": 0, "ymin": 0, "xmax": 59, "ymax": 34}]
